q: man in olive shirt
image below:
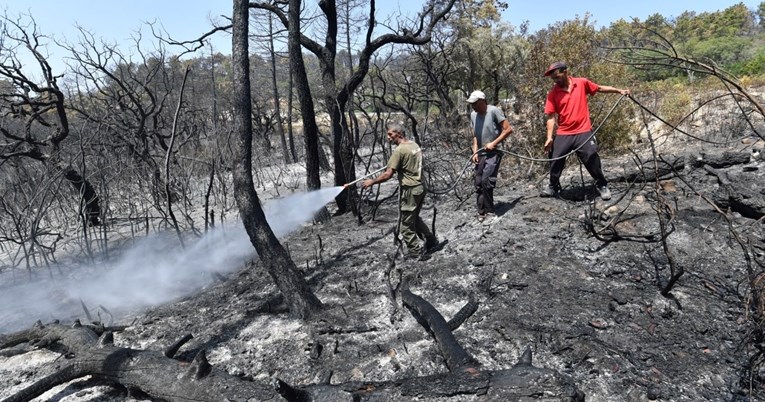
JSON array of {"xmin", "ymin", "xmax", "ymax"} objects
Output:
[{"xmin": 362, "ymin": 124, "xmax": 441, "ymax": 260}]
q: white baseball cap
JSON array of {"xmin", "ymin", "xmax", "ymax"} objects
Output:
[{"xmin": 466, "ymin": 90, "xmax": 486, "ymax": 104}]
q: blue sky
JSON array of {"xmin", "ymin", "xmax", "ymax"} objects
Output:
[
  {"xmin": 1, "ymin": 0, "xmax": 761, "ymax": 73},
  {"xmin": 505, "ymin": 0, "xmax": 762, "ymax": 32}
]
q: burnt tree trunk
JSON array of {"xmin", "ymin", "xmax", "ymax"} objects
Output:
[
  {"xmin": 232, "ymin": 0, "xmax": 322, "ymax": 319},
  {"xmin": 62, "ymin": 167, "xmax": 101, "ymax": 227},
  {"xmin": 285, "ymin": 0, "xmax": 330, "ymax": 222},
  {"xmin": 610, "ymin": 156, "xmax": 685, "ymax": 183},
  {"xmin": 286, "ymin": 0, "xmax": 322, "ymax": 194},
  {"xmin": 268, "ymin": 13, "xmax": 292, "ymax": 165}
]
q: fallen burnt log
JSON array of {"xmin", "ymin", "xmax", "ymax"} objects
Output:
[
  {"xmin": 274, "ymin": 289, "xmax": 584, "ymax": 401},
  {"xmin": 610, "ymin": 156, "xmax": 685, "ymax": 183},
  {"xmin": 610, "ymin": 149, "xmax": 754, "ymax": 184},
  {"xmin": 0, "ymin": 322, "xmax": 276, "ymax": 402},
  {"xmin": 692, "ymin": 150, "xmax": 751, "ymax": 169},
  {"xmin": 2, "ymin": 293, "xmax": 583, "ymax": 402},
  {"xmin": 399, "ymin": 289, "xmax": 583, "ymax": 401},
  {"xmin": 274, "ymin": 352, "xmax": 583, "ymax": 401}
]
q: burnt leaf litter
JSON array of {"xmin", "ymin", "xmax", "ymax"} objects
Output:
[{"xmin": 1, "ymin": 144, "xmax": 765, "ymax": 401}]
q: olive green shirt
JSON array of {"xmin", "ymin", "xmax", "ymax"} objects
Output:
[{"xmin": 387, "ymin": 141, "xmax": 422, "ymax": 187}]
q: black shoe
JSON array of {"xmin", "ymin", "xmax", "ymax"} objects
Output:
[
  {"xmin": 540, "ymin": 184, "xmax": 559, "ymax": 198},
  {"xmin": 424, "ymin": 238, "xmax": 448, "ymax": 254}
]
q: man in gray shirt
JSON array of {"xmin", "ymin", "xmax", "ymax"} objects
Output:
[{"xmin": 467, "ymin": 90, "xmax": 513, "ymax": 222}]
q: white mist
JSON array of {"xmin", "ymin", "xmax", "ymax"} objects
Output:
[{"xmin": 0, "ymin": 186, "xmax": 345, "ymax": 334}]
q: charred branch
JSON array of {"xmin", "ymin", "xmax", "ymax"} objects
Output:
[
  {"xmin": 584, "ymin": 181, "xmax": 675, "ymax": 244},
  {"xmin": 446, "ymin": 297, "xmax": 479, "ymax": 331},
  {"xmin": 163, "ymin": 333, "xmax": 193, "ymax": 358},
  {"xmin": 692, "ymin": 151, "xmax": 751, "ymax": 169},
  {"xmin": 401, "ymin": 287, "xmax": 480, "ymax": 372}
]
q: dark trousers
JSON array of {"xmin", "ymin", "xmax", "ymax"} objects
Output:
[
  {"xmin": 474, "ymin": 152, "xmax": 501, "ymax": 215},
  {"xmin": 549, "ymin": 132, "xmax": 607, "ymax": 189}
]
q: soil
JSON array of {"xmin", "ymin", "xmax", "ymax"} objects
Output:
[{"xmin": 1, "ymin": 142, "xmax": 764, "ymax": 401}]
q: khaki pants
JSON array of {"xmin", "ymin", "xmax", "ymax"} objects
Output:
[{"xmin": 400, "ymin": 184, "xmax": 434, "ymax": 254}]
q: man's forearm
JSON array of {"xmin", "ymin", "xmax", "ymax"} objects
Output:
[
  {"xmin": 598, "ymin": 85, "xmax": 629, "ymax": 95},
  {"xmin": 546, "ymin": 119, "xmax": 556, "ymax": 140}
]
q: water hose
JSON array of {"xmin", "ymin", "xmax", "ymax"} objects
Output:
[
  {"xmin": 343, "ymin": 167, "xmax": 386, "ymax": 187},
  {"xmin": 495, "ymin": 94, "xmax": 628, "ymax": 162},
  {"xmin": 351, "ymin": 94, "xmax": 631, "ymax": 195}
]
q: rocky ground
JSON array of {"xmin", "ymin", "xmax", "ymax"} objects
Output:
[{"xmin": 1, "ymin": 140, "xmax": 764, "ymax": 401}]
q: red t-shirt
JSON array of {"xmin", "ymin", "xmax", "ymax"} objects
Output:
[{"xmin": 544, "ymin": 77, "xmax": 600, "ymax": 135}]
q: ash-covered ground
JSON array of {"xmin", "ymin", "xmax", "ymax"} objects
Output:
[{"xmin": 1, "ymin": 143, "xmax": 764, "ymax": 401}]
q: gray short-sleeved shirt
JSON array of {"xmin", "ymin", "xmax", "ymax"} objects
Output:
[{"xmin": 471, "ymin": 105, "xmax": 506, "ymax": 150}]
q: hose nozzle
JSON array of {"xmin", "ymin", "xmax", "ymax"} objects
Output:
[{"xmin": 344, "ymin": 167, "xmax": 386, "ymax": 187}]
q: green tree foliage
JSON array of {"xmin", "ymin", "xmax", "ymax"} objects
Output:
[
  {"xmin": 623, "ymin": 3, "xmax": 763, "ymax": 77},
  {"xmin": 444, "ymin": 0, "xmax": 527, "ymax": 98}
]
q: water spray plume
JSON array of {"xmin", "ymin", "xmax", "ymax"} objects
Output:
[
  {"xmin": 0, "ymin": 186, "xmax": 345, "ymax": 334},
  {"xmin": 262, "ymin": 186, "xmax": 345, "ymax": 237}
]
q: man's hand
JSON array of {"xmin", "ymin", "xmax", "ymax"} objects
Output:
[
  {"xmin": 544, "ymin": 138, "xmax": 554, "ymax": 153},
  {"xmin": 484, "ymin": 142, "xmax": 496, "ymax": 151},
  {"xmin": 361, "ymin": 179, "xmax": 374, "ymax": 189}
]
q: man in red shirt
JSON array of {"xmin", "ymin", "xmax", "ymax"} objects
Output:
[{"xmin": 540, "ymin": 62, "xmax": 630, "ymax": 200}]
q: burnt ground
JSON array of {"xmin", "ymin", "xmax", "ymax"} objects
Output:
[{"xmin": 1, "ymin": 143, "xmax": 765, "ymax": 401}]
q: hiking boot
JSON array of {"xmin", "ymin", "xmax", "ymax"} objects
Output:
[
  {"xmin": 424, "ymin": 237, "xmax": 438, "ymax": 250},
  {"xmin": 405, "ymin": 248, "xmax": 430, "ymax": 262},
  {"xmin": 597, "ymin": 185, "xmax": 612, "ymax": 201},
  {"xmin": 424, "ymin": 238, "xmax": 448, "ymax": 254},
  {"xmin": 540, "ymin": 184, "xmax": 559, "ymax": 198},
  {"xmin": 477, "ymin": 214, "xmax": 486, "ymax": 222}
]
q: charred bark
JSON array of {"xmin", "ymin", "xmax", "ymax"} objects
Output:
[
  {"xmin": 61, "ymin": 167, "xmax": 101, "ymax": 227},
  {"xmin": 232, "ymin": 0, "xmax": 322, "ymax": 319},
  {"xmin": 692, "ymin": 150, "xmax": 751, "ymax": 169},
  {"xmin": 0, "ymin": 324, "xmax": 276, "ymax": 402},
  {"xmin": 401, "ymin": 287, "xmax": 480, "ymax": 372}
]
